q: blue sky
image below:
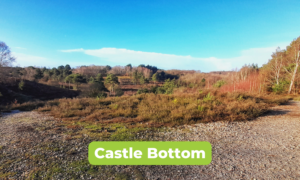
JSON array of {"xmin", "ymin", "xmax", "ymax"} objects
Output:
[{"xmin": 1, "ymin": 0, "xmax": 300, "ymax": 72}]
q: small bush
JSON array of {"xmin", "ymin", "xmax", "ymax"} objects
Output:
[
  {"xmin": 114, "ymin": 86, "xmax": 124, "ymax": 96},
  {"xmin": 137, "ymin": 88, "xmax": 149, "ymax": 94},
  {"xmin": 213, "ymin": 80, "xmax": 226, "ymax": 88},
  {"xmin": 271, "ymin": 81, "xmax": 288, "ymax": 94},
  {"xmin": 96, "ymin": 92, "xmax": 107, "ymax": 99},
  {"xmin": 203, "ymin": 92, "xmax": 214, "ymax": 102},
  {"xmin": 18, "ymin": 80, "xmax": 25, "ymax": 90}
]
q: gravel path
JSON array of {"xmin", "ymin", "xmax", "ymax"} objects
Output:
[
  {"xmin": 0, "ymin": 101, "xmax": 299, "ymax": 179},
  {"xmin": 141, "ymin": 101, "xmax": 300, "ymax": 179}
]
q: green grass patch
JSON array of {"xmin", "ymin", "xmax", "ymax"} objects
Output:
[{"xmin": 110, "ymin": 127, "xmax": 146, "ymax": 141}]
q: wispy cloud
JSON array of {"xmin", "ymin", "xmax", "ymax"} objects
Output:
[{"xmin": 61, "ymin": 43, "xmax": 289, "ymax": 72}]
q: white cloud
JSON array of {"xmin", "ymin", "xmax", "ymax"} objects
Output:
[
  {"xmin": 61, "ymin": 43, "xmax": 289, "ymax": 72},
  {"xmin": 12, "ymin": 51, "xmax": 96, "ymax": 68},
  {"xmin": 12, "ymin": 52, "xmax": 51, "ymax": 67},
  {"xmin": 61, "ymin": 48, "xmax": 231, "ymax": 71},
  {"xmin": 57, "ymin": 43, "xmax": 289, "ymax": 72}
]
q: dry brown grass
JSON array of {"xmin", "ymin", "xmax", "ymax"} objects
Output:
[{"xmin": 28, "ymin": 91, "xmax": 290, "ymax": 127}]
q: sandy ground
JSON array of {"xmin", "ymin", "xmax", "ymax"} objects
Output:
[{"xmin": 0, "ymin": 101, "xmax": 299, "ymax": 179}]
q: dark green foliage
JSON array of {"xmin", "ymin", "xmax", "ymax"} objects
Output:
[
  {"xmin": 34, "ymin": 69, "xmax": 44, "ymax": 79},
  {"xmin": 65, "ymin": 74, "xmax": 86, "ymax": 83},
  {"xmin": 250, "ymin": 63, "xmax": 259, "ymax": 70},
  {"xmin": 105, "ymin": 74, "xmax": 119, "ymax": 94},
  {"xmin": 137, "ymin": 79, "xmax": 177, "ymax": 95},
  {"xmin": 63, "ymin": 69, "xmax": 72, "ymax": 77},
  {"xmin": 95, "ymin": 73, "xmax": 104, "ymax": 82},
  {"xmin": 91, "ymin": 81, "xmax": 108, "ymax": 92},
  {"xmin": 243, "ymin": 63, "xmax": 259, "ymax": 71},
  {"xmin": 151, "ymin": 71, "xmax": 178, "ymax": 82},
  {"xmin": 160, "ymin": 71, "xmax": 165, "ymax": 79},
  {"xmin": 42, "ymin": 67, "xmax": 47, "ymax": 73},
  {"xmin": 139, "ymin": 76, "xmax": 149, "ymax": 85},
  {"xmin": 272, "ymin": 81, "xmax": 289, "ymax": 94},
  {"xmin": 132, "ymin": 71, "xmax": 141, "ymax": 84},
  {"xmin": 162, "ymin": 78, "xmax": 177, "ymax": 94},
  {"xmin": 145, "ymin": 65, "xmax": 158, "ymax": 73},
  {"xmin": 137, "ymin": 88, "xmax": 149, "ymax": 94},
  {"xmin": 44, "ymin": 69, "xmax": 53, "ymax": 77},
  {"xmin": 105, "ymin": 74, "xmax": 119, "ymax": 85},
  {"xmin": 52, "ymin": 68, "xmax": 60, "ymax": 77},
  {"xmin": 65, "ymin": 74, "xmax": 86, "ymax": 88},
  {"xmin": 114, "ymin": 86, "xmax": 124, "ymax": 96},
  {"xmin": 65, "ymin": 64, "xmax": 71, "ymax": 71},
  {"xmin": 86, "ymin": 81, "xmax": 108, "ymax": 98},
  {"xmin": 89, "ymin": 77, "xmax": 95, "ymax": 83},
  {"xmin": 105, "ymin": 65, "xmax": 112, "ymax": 71},
  {"xmin": 41, "ymin": 65, "xmax": 73, "ymax": 81},
  {"xmin": 57, "ymin": 65, "xmax": 64, "ymax": 70},
  {"xmin": 152, "ymin": 73, "xmax": 158, "ymax": 82}
]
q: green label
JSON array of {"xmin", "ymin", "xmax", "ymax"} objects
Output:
[{"xmin": 88, "ymin": 141, "xmax": 212, "ymax": 165}]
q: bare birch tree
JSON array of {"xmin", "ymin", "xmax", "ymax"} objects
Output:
[
  {"xmin": 0, "ymin": 41, "xmax": 16, "ymax": 67},
  {"xmin": 284, "ymin": 39, "xmax": 300, "ymax": 94},
  {"xmin": 269, "ymin": 47, "xmax": 284, "ymax": 85}
]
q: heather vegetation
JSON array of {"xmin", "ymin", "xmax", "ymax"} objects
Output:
[{"xmin": 38, "ymin": 92, "xmax": 288, "ymax": 126}]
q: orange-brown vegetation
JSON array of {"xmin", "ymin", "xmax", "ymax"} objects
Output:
[
  {"xmin": 220, "ymin": 73, "xmax": 262, "ymax": 93},
  {"xmin": 20, "ymin": 91, "xmax": 288, "ymax": 128},
  {"xmin": 179, "ymin": 71, "xmax": 228, "ymax": 88}
]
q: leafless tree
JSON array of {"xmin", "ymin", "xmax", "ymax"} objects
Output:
[
  {"xmin": 283, "ymin": 39, "xmax": 300, "ymax": 94},
  {"xmin": 0, "ymin": 41, "xmax": 16, "ymax": 67},
  {"xmin": 267, "ymin": 47, "xmax": 284, "ymax": 85}
]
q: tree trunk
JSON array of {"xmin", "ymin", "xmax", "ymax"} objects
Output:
[{"xmin": 288, "ymin": 63, "xmax": 299, "ymax": 94}]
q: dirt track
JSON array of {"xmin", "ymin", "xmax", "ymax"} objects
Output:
[{"xmin": 0, "ymin": 101, "xmax": 299, "ymax": 179}]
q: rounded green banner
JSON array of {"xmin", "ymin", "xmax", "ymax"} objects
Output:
[{"xmin": 88, "ymin": 141, "xmax": 212, "ymax": 165}]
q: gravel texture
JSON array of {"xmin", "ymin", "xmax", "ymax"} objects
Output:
[{"xmin": 0, "ymin": 101, "xmax": 299, "ymax": 179}]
